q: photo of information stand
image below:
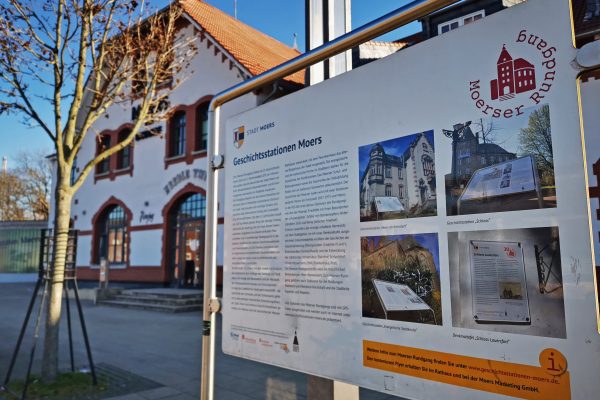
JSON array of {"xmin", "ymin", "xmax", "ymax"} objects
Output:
[
  {"xmin": 374, "ymin": 197, "xmax": 404, "ymax": 221},
  {"xmin": 469, "ymin": 240, "xmax": 531, "ymax": 324},
  {"xmin": 457, "ymin": 155, "xmax": 544, "ymax": 215},
  {"xmin": 372, "ymin": 279, "xmax": 437, "ymax": 324}
]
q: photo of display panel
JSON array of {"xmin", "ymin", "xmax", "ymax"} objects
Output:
[
  {"xmin": 444, "ymin": 104, "xmax": 556, "ymax": 216},
  {"xmin": 469, "ymin": 240, "xmax": 530, "ymax": 324}
]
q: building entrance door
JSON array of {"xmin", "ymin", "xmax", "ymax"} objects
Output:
[
  {"xmin": 167, "ymin": 192, "xmax": 206, "ymax": 288},
  {"xmin": 174, "ymin": 220, "xmax": 204, "ymax": 288}
]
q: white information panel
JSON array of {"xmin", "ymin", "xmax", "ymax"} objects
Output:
[
  {"xmin": 469, "ymin": 240, "xmax": 530, "ymax": 324},
  {"xmin": 223, "ymin": 1, "xmax": 600, "ymax": 399},
  {"xmin": 372, "ymin": 279, "xmax": 431, "ymax": 312},
  {"xmin": 460, "ymin": 156, "xmax": 537, "ymax": 201},
  {"xmin": 374, "ymin": 196, "xmax": 405, "ymax": 213}
]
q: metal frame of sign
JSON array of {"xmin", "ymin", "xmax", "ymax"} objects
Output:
[
  {"xmin": 199, "ymin": 0, "xmax": 600, "ymax": 399},
  {"xmin": 200, "ymin": 2, "xmax": 464, "ymax": 398}
]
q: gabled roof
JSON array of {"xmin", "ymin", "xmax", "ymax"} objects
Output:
[
  {"xmin": 479, "ymin": 143, "xmax": 514, "ymax": 155},
  {"xmin": 180, "ymin": 0, "xmax": 304, "ymax": 85},
  {"xmin": 514, "ymin": 58, "xmax": 533, "ymax": 69}
]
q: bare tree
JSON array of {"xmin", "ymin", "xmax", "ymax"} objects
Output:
[
  {"xmin": 0, "ymin": 170, "xmax": 26, "ymax": 220},
  {"xmin": 472, "ymin": 118, "xmax": 504, "ymax": 145},
  {"xmin": 17, "ymin": 150, "xmax": 53, "ymax": 220},
  {"xmin": 0, "ymin": 150, "xmax": 52, "ymax": 220},
  {"xmin": 0, "ymin": 0, "xmax": 195, "ymax": 381}
]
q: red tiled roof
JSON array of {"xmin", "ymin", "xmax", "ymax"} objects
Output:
[{"xmin": 180, "ymin": 0, "xmax": 305, "ymax": 85}]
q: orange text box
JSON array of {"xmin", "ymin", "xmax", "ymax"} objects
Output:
[{"xmin": 363, "ymin": 340, "xmax": 570, "ymax": 400}]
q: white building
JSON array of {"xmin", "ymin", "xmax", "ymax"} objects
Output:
[
  {"xmin": 360, "ymin": 132, "xmax": 436, "ymax": 218},
  {"xmin": 49, "ymin": 0, "xmax": 304, "ymax": 287}
]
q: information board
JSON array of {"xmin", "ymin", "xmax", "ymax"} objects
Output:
[
  {"xmin": 374, "ymin": 197, "xmax": 404, "ymax": 213},
  {"xmin": 469, "ymin": 240, "xmax": 530, "ymax": 324},
  {"xmin": 459, "ymin": 156, "xmax": 538, "ymax": 201},
  {"xmin": 223, "ymin": 1, "xmax": 600, "ymax": 399},
  {"xmin": 372, "ymin": 279, "xmax": 432, "ymax": 312}
]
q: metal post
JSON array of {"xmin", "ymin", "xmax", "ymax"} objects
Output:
[
  {"xmin": 2, "ymin": 229, "xmax": 47, "ymax": 389},
  {"xmin": 21, "ymin": 279, "xmax": 49, "ymax": 400},
  {"xmin": 72, "ymin": 279, "xmax": 98, "ymax": 385},
  {"xmin": 2, "ymin": 277, "xmax": 42, "ymax": 387},
  {"xmin": 64, "ymin": 280, "xmax": 75, "ymax": 372},
  {"xmin": 199, "ymin": 1, "xmax": 460, "ymax": 399}
]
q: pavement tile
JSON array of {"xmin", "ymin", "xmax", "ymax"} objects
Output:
[
  {"xmin": 2, "ymin": 284, "xmax": 386, "ymax": 400},
  {"xmin": 102, "ymin": 394, "xmax": 147, "ymax": 400},
  {"xmin": 167, "ymin": 379, "xmax": 201, "ymax": 396},
  {"xmin": 136, "ymin": 386, "xmax": 183, "ymax": 399},
  {"xmin": 215, "ymin": 373, "xmax": 266, "ymax": 395},
  {"xmin": 156, "ymin": 394, "xmax": 197, "ymax": 400},
  {"xmin": 214, "ymin": 387, "xmax": 256, "ymax": 400}
]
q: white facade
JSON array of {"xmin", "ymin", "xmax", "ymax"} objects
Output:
[
  {"xmin": 359, "ymin": 132, "xmax": 436, "ymax": 218},
  {"xmin": 49, "ymin": 5, "xmax": 303, "ymax": 285}
]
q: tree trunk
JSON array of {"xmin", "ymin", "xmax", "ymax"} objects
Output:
[{"xmin": 41, "ymin": 177, "xmax": 72, "ymax": 382}]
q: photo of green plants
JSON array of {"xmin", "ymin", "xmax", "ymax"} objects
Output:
[{"xmin": 361, "ymin": 233, "xmax": 442, "ymax": 325}]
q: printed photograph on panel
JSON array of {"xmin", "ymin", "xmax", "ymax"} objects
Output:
[
  {"xmin": 359, "ymin": 131, "xmax": 436, "ymax": 222},
  {"xmin": 448, "ymin": 227, "xmax": 566, "ymax": 338},
  {"xmin": 443, "ymin": 104, "xmax": 556, "ymax": 216},
  {"xmin": 361, "ymin": 233, "xmax": 442, "ymax": 325}
]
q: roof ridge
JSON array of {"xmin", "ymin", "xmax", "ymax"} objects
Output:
[
  {"xmin": 180, "ymin": 0, "xmax": 304, "ymax": 85},
  {"xmin": 181, "ymin": 0, "xmax": 300, "ymax": 54}
]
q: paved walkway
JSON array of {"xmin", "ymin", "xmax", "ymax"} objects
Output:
[{"xmin": 0, "ymin": 283, "xmax": 402, "ymax": 400}]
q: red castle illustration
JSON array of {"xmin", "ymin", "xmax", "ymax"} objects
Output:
[{"xmin": 490, "ymin": 45, "xmax": 536, "ymax": 101}]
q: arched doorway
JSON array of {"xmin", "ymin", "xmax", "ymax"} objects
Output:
[
  {"xmin": 165, "ymin": 192, "xmax": 205, "ymax": 288},
  {"xmin": 91, "ymin": 197, "xmax": 132, "ymax": 267}
]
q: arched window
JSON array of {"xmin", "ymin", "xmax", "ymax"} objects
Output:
[
  {"xmin": 116, "ymin": 129, "xmax": 132, "ymax": 169},
  {"xmin": 195, "ymin": 103, "xmax": 209, "ymax": 152},
  {"xmin": 97, "ymin": 205, "xmax": 128, "ymax": 264},
  {"xmin": 422, "ymin": 155, "xmax": 435, "ymax": 177},
  {"xmin": 176, "ymin": 193, "xmax": 206, "ymax": 220},
  {"xmin": 169, "ymin": 111, "xmax": 186, "ymax": 157},
  {"xmin": 385, "ymin": 184, "xmax": 392, "ymax": 196},
  {"xmin": 96, "ymin": 134, "xmax": 111, "ymax": 174}
]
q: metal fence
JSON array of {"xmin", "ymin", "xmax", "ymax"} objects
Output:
[{"xmin": 0, "ymin": 221, "xmax": 47, "ymax": 273}]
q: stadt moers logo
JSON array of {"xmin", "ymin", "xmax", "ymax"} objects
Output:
[
  {"xmin": 233, "ymin": 125, "xmax": 245, "ymax": 149},
  {"xmin": 469, "ymin": 29, "xmax": 557, "ymax": 119}
]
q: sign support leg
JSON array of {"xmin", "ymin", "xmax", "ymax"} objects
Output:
[{"xmin": 200, "ymin": 106, "xmax": 222, "ymax": 400}]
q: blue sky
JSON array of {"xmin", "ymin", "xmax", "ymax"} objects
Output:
[
  {"xmin": 358, "ymin": 130, "xmax": 435, "ymax": 184},
  {"xmin": 368, "ymin": 233, "xmax": 440, "ymax": 272},
  {"xmin": 439, "ymin": 103, "xmax": 546, "ymax": 164},
  {"xmin": 0, "ymin": 0, "xmax": 421, "ymax": 165}
]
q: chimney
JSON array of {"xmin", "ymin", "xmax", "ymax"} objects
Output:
[{"xmin": 2, "ymin": 156, "xmax": 7, "ymax": 173}]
